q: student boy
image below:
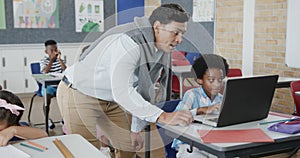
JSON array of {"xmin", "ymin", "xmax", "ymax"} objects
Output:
[
  {"xmin": 172, "ymin": 54, "xmax": 229, "ymax": 157},
  {"xmin": 40, "ymin": 39, "xmax": 67, "ymax": 129}
]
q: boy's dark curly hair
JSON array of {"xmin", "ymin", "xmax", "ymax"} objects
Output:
[
  {"xmin": 44, "ymin": 39, "xmax": 57, "ymax": 47},
  {"xmin": 192, "ymin": 54, "xmax": 229, "ymax": 79}
]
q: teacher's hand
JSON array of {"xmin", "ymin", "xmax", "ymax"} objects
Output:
[
  {"xmin": 157, "ymin": 111, "xmax": 193, "ymax": 126},
  {"xmin": 131, "ymin": 132, "xmax": 144, "ymax": 151}
]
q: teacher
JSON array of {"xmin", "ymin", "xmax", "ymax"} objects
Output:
[{"xmin": 57, "ymin": 3, "xmax": 193, "ymax": 158}]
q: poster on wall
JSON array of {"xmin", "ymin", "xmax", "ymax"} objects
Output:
[
  {"xmin": 13, "ymin": 0, "xmax": 59, "ymax": 28},
  {"xmin": 192, "ymin": 0, "xmax": 214, "ymax": 22},
  {"xmin": 75, "ymin": 0, "xmax": 104, "ymax": 32},
  {"xmin": 0, "ymin": 0, "xmax": 6, "ymax": 29}
]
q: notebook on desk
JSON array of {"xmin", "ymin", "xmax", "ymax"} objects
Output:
[{"xmin": 195, "ymin": 74, "xmax": 279, "ymax": 127}]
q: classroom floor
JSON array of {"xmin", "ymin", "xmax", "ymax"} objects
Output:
[{"xmin": 17, "ymin": 93, "xmax": 300, "ymax": 158}]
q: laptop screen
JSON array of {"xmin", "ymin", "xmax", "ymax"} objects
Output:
[{"xmin": 216, "ymin": 75, "xmax": 279, "ymax": 127}]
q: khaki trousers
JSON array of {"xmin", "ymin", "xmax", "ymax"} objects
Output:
[{"xmin": 56, "ymin": 82, "xmax": 136, "ymax": 158}]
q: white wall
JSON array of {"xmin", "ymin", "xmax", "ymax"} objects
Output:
[{"xmin": 0, "ymin": 43, "xmax": 89, "ymax": 94}]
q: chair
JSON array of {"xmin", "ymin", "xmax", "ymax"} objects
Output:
[
  {"xmin": 171, "ymin": 59, "xmax": 190, "ymax": 66},
  {"xmin": 172, "ymin": 51, "xmax": 186, "ymax": 60},
  {"xmin": 171, "ymin": 52, "xmax": 190, "ymax": 98},
  {"xmin": 227, "ymin": 68, "xmax": 242, "ymax": 77},
  {"xmin": 290, "ymin": 80, "xmax": 300, "ymax": 116},
  {"xmin": 156, "ymin": 99, "xmax": 181, "ymax": 158},
  {"xmin": 287, "ymin": 81, "xmax": 300, "ymax": 158},
  {"xmin": 27, "ymin": 62, "xmax": 43, "ymax": 125},
  {"xmin": 185, "ymin": 52, "xmax": 200, "ymax": 65}
]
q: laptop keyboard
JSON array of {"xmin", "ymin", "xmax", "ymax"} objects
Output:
[{"xmin": 208, "ymin": 117, "xmax": 219, "ymax": 123}]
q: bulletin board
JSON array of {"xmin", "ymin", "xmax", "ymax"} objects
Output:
[
  {"xmin": 0, "ymin": 0, "xmax": 214, "ymax": 54},
  {"xmin": 0, "ymin": 0, "xmax": 115, "ymax": 44}
]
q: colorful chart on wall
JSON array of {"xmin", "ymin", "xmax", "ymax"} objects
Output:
[
  {"xmin": 13, "ymin": 0, "xmax": 59, "ymax": 28},
  {"xmin": 0, "ymin": 0, "xmax": 6, "ymax": 29},
  {"xmin": 75, "ymin": 0, "xmax": 104, "ymax": 32}
]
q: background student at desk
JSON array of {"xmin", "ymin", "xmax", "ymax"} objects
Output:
[
  {"xmin": 40, "ymin": 39, "xmax": 67, "ymax": 130},
  {"xmin": 171, "ymin": 54, "xmax": 229, "ymax": 157},
  {"xmin": 0, "ymin": 90, "xmax": 47, "ymax": 146}
]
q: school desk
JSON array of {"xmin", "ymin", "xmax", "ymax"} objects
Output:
[
  {"xmin": 157, "ymin": 112, "xmax": 300, "ymax": 157},
  {"xmin": 13, "ymin": 134, "xmax": 107, "ymax": 158},
  {"xmin": 277, "ymin": 77, "xmax": 300, "ymax": 88},
  {"xmin": 32, "ymin": 73, "xmax": 63, "ymax": 134}
]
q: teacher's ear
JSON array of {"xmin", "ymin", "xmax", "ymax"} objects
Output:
[{"xmin": 153, "ymin": 21, "xmax": 161, "ymax": 33}]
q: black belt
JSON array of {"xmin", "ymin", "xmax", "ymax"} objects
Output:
[{"xmin": 62, "ymin": 76, "xmax": 76, "ymax": 90}]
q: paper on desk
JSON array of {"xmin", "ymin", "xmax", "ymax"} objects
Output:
[
  {"xmin": 49, "ymin": 72, "xmax": 64, "ymax": 78},
  {"xmin": 197, "ymin": 128, "xmax": 274, "ymax": 143},
  {"xmin": 0, "ymin": 144, "xmax": 31, "ymax": 158}
]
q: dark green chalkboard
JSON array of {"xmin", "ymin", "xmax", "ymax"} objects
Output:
[{"xmin": 0, "ymin": 0, "xmax": 115, "ymax": 44}]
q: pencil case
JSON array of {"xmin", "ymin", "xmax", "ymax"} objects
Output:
[{"xmin": 268, "ymin": 120, "xmax": 300, "ymax": 134}]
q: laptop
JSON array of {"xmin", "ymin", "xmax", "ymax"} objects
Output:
[{"xmin": 194, "ymin": 74, "xmax": 279, "ymax": 127}]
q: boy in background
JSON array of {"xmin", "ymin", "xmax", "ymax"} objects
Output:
[
  {"xmin": 172, "ymin": 54, "xmax": 229, "ymax": 157},
  {"xmin": 40, "ymin": 39, "xmax": 67, "ymax": 129}
]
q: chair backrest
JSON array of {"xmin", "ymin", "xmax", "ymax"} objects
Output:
[
  {"xmin": 156, "ymin": 99, "xmax": 181, "ymax": 158},
  {"xmin": 172, "ymin": 51, "xmax": 186, "ymax": 60},
  {"xmin": 290, "ymin": 80, "xmax": 300, "ymax": 116},
  {"xmin": 172, "ymin": 59, "xmax": 190, "ymax": 66},
  {"xmin": 227, "ymin": 68, "xmax": 242, "ymax": 77},
  {"xmin": 185, "ymin": 52, "xmax": 200, "ymax": 65},
  {"xmin": 156, "ymin": 99, "xmax": 181, "ymax": 112},
  {"xmin": 171, "ymin": 76, "xmax": 180, "ymax": 93},
  {"xmin": 30, "ymin": 62, "xmax": 42, "ymax": 93},
  {"xmin": 31, "ymin": 62, "xmax": 41, "ymax": 74}
]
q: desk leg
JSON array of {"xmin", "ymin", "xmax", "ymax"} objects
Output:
[
  {"xmin": 43, "ymin": 83, "xmax": 49, "ymax": 134},
  {"xmin": 179, "ymin": 75, "xmax": 183, "ymax": 99},
  {"xmin": 145, "ymin": 124, "xmax": 150, "ymax": 158}
]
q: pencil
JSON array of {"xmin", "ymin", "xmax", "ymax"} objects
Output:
[
  {"xmin": 259, "ymin": 118, "xmax": 295, "ymax": 125},
  {"xmin": 53, "ymin": 138, "xmax": 74, "ymax": 158},
  {"xmin": 20, "ymin": 142, "xmax": 44, "ymax": 152},
  {"xmin": 28, "ymin": 141, "xmax": 48, "ymax": 150}
]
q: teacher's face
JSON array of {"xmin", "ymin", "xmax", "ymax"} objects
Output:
[{"xmin": 154, "ymin": 21, "xmax": 187, "ymax": 53}]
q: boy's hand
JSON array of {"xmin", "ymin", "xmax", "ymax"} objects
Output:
[
  {"xmin": 57, "ymin": 54, "xmax": 61, "ymax": 59},
  {"xmin": 49, "ymin": 50, "xmax": 62, "ymax": 60},
  {"xmin": 197, "ymin": 104, "xmax": 221, "ymax": 114},
  {"xmin": 207, "ymin": 104, "xmax": 221, "ymax": 113},
  {"xmin": 55, "ymin": 50, "xmax": 62, "ymax": 59}
]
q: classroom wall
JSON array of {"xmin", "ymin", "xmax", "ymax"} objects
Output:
[
  {"xmin": 3, "ymin": 0, "xmax": 298, "ymax": 114},
  {"xmin": 215, "ymin": 0, "xmax": 300, "ymax": 114}
]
